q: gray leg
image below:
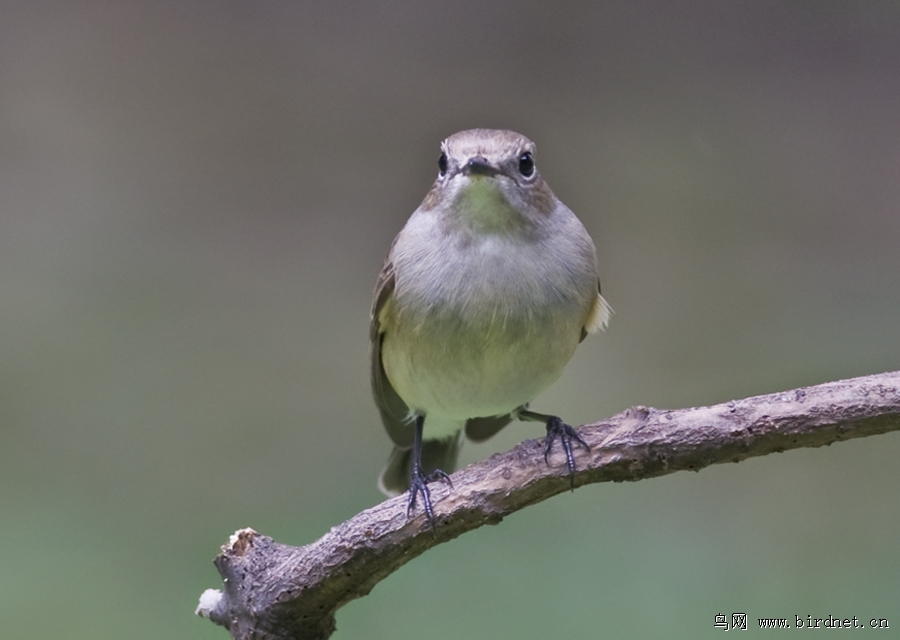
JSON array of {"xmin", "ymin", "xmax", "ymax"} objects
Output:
[
  {"xmin": 516, "ymin": 408, "xmax": 589, "ymax": 490},
  {"xmin": 407, "ymin": 415, "xmax": 452, "ymax": 530}
]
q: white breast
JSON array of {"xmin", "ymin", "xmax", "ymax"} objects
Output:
[{"xmin": 380, "ymin": 207, "xmax": 597, "ymax": 426}]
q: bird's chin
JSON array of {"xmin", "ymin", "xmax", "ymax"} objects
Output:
[{"xmin": 448, "ymin": 179, "xmax": 523, "ymax": 233}]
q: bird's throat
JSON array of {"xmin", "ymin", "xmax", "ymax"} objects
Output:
[{"xmin": 450, "ymin": 179, "xmax": 524, "ymax": 236}]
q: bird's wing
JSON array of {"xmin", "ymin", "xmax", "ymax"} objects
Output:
[
  {"xmin": 581, "ymin": 279, "xmax": 611, "ymax": 342},
  {"xmin": 370, "ymin": 255, "xmax": 416, "ymax": 448}
]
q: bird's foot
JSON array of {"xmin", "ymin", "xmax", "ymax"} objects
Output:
[
  {"xmin": 544, "ymin": 416, "xmax": 590, "ymax": 490},
  {"xmin": 407, "ymin": 468, "xmax": 453, "ymax": 531}
]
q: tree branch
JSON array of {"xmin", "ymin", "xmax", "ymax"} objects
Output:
[{"xmin": 196, "ymin": 371, "xmax": 900, "ymax": 640}]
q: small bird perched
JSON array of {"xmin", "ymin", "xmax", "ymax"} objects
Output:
[{"xmin": 370, "ymin": 129, "xmax": 610, "ymax": 527}]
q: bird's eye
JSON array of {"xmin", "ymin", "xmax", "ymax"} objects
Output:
[
  {"xmin": 518, "ymin": 152, "xmax": 534, "ymax": 177},
  {"xmin": 438, "ymin": 153, "xmax": 448, "ymax": 176}
]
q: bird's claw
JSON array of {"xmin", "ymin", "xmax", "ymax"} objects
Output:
[
  {"xmin": 407, "ymin": 468, "xmax": 452, "ymax": 530},
  {"xmin": 544, "ymin": 416, "xmax": 590, "ymax": 490}
]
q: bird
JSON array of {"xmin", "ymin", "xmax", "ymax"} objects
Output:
[{"xmin": 370, "ymin": 128, "xmax": 610, "ymax": 527}]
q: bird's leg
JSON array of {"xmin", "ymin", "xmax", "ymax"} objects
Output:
[
  {"xmin": 516, "ymin": 408, "xmax": 590, "ymax": 490},
  {"xmin": 407, "ymin": 415, "xmax": 452, "ymax": 531}
]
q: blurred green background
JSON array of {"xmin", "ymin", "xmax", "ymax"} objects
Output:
[{"xmin": 2, "ymin": 1, "xmax": 899, "ymax": 638}]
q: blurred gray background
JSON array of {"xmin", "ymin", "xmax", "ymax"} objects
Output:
[{"xmin": 2, "ymin": 1, "xmax": 899, "ymax": 638}]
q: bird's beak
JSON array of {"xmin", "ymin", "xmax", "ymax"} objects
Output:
[{"xmin": 462, "ymin": 156, "xmax": 499, "ymax": 177}]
